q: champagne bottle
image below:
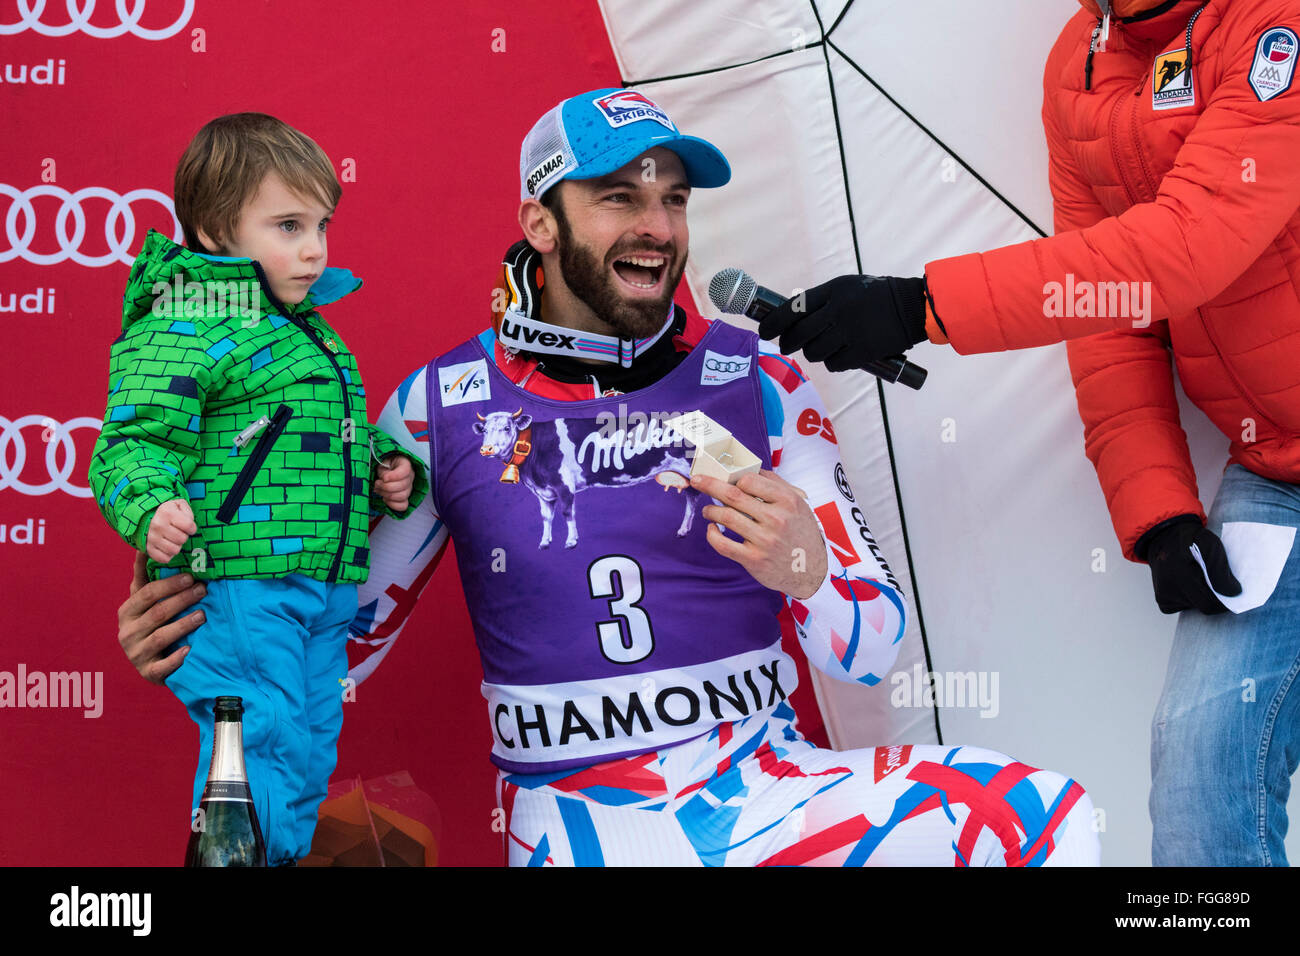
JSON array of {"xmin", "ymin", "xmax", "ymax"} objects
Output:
[{"xmin": 185, "ymin": 696, "xmax": 268, "ymax": 867}]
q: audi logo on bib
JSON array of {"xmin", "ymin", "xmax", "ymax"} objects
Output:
[
  {"xmin": 0, "ymin": 0, "xmax": 195, "ymax": 39},
  {"xmin": 0, "ymin": 415, "xmax": 100, "ymax": 496},
  {"xmin": 705, "ymin": 358, "xmax": 747, "ymax": 374},
  {"xmin": 0, "ymin": 184, "xmax": 180, "ymax": 267},
  {"xmin": 700, "ymin": 350, "xmax": 752, "ymax": 386}
]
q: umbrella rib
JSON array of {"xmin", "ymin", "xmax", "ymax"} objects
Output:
[
  {"xmin": 622, "ymin": 41, "xmax": 825, "ymax": 87},
  {"xmin": 824, "ymin": 0, "xmax": 857, "ymax": 40},
  {"xmin": 826, "ymin": 35, "xmax": 1049, "ymax": 238},
  {"xmin": 810, "ymin": 0, "xmax": 945, "ymax": 747}
]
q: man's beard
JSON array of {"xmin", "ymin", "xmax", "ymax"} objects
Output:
[{"xmin": 554, "ymin": 206, "xmax": 685, "ymax": 340}]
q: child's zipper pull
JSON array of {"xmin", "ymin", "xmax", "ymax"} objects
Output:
[{"xmin": 232, "ymin": 415, "xmax": 270, "ymax": 452}]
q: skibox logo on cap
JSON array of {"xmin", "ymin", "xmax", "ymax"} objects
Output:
[{"xmin": 593, "ymin": 90, "xmax": 674, "ymax": 131}]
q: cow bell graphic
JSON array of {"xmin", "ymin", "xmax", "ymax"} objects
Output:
[{"xmin": 477, "ymin": 408, "xmax": 533, "ymax": 483}]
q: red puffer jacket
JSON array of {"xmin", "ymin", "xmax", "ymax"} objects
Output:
[{"xmin": 924, "ymin": 0, "xmax": 1300, "ymax": 559}]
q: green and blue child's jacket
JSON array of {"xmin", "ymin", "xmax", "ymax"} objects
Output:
[{"xmin": 89, "ymin": 230, "xmax": 428, "ymax": 583}]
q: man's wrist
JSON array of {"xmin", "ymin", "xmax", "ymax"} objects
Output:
[
  {"xmin": 790, "ymin": 509, "xmax": 836, "ymax": 601},
  {"xmin": 790, "ymin": 558, "xmax": 829, "ymax": 600}
]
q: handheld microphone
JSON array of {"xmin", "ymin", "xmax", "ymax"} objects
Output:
[{"xmin": 708, "ymin": 268, "xmax": 928, "ymax": 390}]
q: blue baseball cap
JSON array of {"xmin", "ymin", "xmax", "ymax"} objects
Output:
[{"xmin": 519, "ymin": 87, "xmax": 731, "ymax": 201}]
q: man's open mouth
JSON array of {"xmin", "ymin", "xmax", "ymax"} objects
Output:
[{"xmin": 611, "ymin": 254, "xmax": 667, "ymax": 291}]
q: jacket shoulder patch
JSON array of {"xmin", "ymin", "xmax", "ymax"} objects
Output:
[{"xmin": 1249, "ymin": 27, "xmax": 1297, "ymax": 102}]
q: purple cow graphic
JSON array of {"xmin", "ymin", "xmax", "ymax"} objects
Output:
[{"xmin": 473, "ymin": 407, "xmax": 703, "ymax": 548}]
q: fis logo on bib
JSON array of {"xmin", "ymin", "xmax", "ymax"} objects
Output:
[
  {"xmin": 592, "ymin": 90, "xmax": 675, "ymax": 131},
  {"xmin": 1152, "ymin": 49, "xmax": 1194, "ymax": 110},
  {"xmin": 1250, "ymin": 27, "xmax": 1297, "ymax": 101},
  {"xmin": 439, "ymin": 359, "xmax": 491, "ymax": 407},
  {"xmin": 700, "ymin": 350, "xmax": 751, "ymax": 386}
]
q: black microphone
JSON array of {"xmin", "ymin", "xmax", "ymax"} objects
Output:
[{"xmin": 708, "ymin": 268, "xmax": 928, "ymax": 390}]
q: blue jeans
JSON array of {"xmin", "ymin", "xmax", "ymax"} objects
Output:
[
  {"xmin": 1150, "ymin": 464, "xmax": 1300, "ymax": 865},
  {"xmin": 159, "ymin": 571, "xmax": 356, "ymax": 865}
]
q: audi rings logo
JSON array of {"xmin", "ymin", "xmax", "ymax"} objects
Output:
[
  {"xmin": 0, "ymin": 415, "xmax": 101, "ymax": 497},
  {"xmin": 700, "ymin": 350, "xmax": 751, "ymax": 386},
  {"xmin": 0, "ymin": 184, "xmax": 181, "ymax": 267},
  {"xmin": 704, "ymin": 359, "xmax": 748, "ymax": 374},
  {"xmin": 0, "ymin": 0, "xmax": 195, "ymax": 39}
]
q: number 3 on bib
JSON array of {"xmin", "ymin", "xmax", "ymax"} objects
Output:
[{"xmin": 588, "ymin": 554, "xmax": 655, "ymax": 664}]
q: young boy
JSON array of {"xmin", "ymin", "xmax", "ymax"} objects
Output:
[{"xmin": 88, "ymin": 113, "xmax": 428, "ymax": 865}]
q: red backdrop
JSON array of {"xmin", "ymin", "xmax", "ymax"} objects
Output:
[{"xmin": 0, "ymin": 0, "xmax": 629, "ymax": 867}]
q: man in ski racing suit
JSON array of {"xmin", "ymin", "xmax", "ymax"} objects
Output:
[{"xmin": 339, "ymin": 89, "xmax": 1103, "ymax": 867}]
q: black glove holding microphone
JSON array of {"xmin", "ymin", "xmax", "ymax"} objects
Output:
[
  {"xmin": 764, "ymin": 275, "xmax": 1245, "ymax": 618},
  {"xmin": 757, "ymin": 274, "xmax": 933, "ymax": 372},
  {"xmin": 1136, "ymin": 515, "xmax": 1243, "ymax": 615}
]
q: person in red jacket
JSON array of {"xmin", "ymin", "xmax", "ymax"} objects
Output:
[{"xmin": 761, "ymin": 0, "xmax": 1300, "ymax": 866}]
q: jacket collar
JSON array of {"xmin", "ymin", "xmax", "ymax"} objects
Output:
[
  {"xmin": 1078, "ymin": 0, "xmax": 1207, "ymax": 45},
  {"xmin": 123, "ymin": 230, "xmax": 360, "ymax": 331},
  {"xmin": 189, "ymin": 246, "xmax": 360, "ymax": 313}
]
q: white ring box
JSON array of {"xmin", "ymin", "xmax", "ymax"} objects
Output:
[{"xmin": 664, "ymin": 411, "xmax": 761, "ymax": 484}]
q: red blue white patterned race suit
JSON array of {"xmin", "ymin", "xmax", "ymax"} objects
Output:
[{"xmin": 350, "ymin": 301, "xmax": 1099, "ymax": 866}]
